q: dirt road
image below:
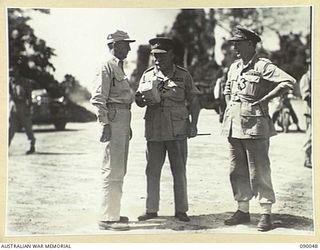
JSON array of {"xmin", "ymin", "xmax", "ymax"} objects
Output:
[{"xmin": 6, "ymin": 100, "xmax": 314, "ymax": 237}]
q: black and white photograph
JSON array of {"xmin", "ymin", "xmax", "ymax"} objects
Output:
[{"xmin": 3, "ymin": 3, "xmax": 318, "ymax": 242}]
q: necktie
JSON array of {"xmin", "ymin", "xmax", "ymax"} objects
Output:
[{"xmin": 118, "ymin": 60, "xmax": 124, "ymax": 72}]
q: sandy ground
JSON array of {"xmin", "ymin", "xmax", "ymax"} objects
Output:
[{"xmin": 6, "ymin": 99, "xmax": 314, "ymax": 238}]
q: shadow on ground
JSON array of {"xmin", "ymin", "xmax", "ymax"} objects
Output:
[
  {"xmin": 17, "ymin": 128, "xmax": 81, "ymax": 133},
  {"xmin": 35, "ymin": 151, "xmax": 87, "ymax": 155},
  {"xmin": 275, "ymin": 129, "xmax": 305, "ymax": 134},
  {"xmin": 9, "ymin": 151, "xmax": 87, "ymax": 156},
  {"xmin": 33, "ymin": 128, "xmax": 81, "ymax": 133},
  {"xmin": 126, "ymin": 212, "xmax": 314, "ymax": 232}
]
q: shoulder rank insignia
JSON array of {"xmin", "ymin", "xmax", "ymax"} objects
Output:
[
  {"xmin": 259, "ymin": 58, "xmax": 272, "ymax": 63},
  {"xmin": 144, "ymin": 66, "xmax": 155, "ymax": 73},
  {"xmin": 176, "ymin": 65, "xmax": 188, "ymax": 72}
]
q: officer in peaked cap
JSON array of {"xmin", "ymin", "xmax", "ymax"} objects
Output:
[
  {"xmin": 90, "ymin": 30, "xmax": 135, "ymax": 231},
  {"xmin": 228, "ymin": 26, "xmax": 261, "ymax": 43},
  {"xmin": 135, "ymin": 36, "xmax": 200, "ymax": 223},
  {"xmin": 149, "ymin": 37, "xmax": 174, "ymax": 53},
  {"xmin": 221, "ymin": 25, "xmax": 296, "ymax": 232}
]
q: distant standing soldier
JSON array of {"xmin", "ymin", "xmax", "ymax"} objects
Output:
[
  {"xmin": 213, "ymin": 67, "xmax": 228, "ymax": 123},
  {"xmin": 135, "ymin": 37, "xmax": 200, "ymax": 222},
  {"xmin": 221, "ymin": 26, "xmax": 296, "ymax": 231},
  {"xmin": 90, "ymin": 30, "xmax": 135, "ymax": 231},
  {"xmin": 9, "ymin": 69, "xmax": 36, "ymax": 154},
  {"xmin": 300, "ymin": 60, "xmax": 311, "ymax": 168},
  {"xmin": 271, "ymin": 91, "xmax": 301, "ymax": 132}
]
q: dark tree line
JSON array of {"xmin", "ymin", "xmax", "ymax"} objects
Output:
[
  {"xmin": 8, "ymin": 8, "xmax": 94, "ymax": 123},
  {"xmin": 8, "ymin": 8, "xmax": 91, "ymax": 101},
  {"xmin": 8, "ymin": 8, "xmax": 62, "ymax": 97},
  {"xmin": 132, "ymin": 7, "xmax": 310, "ymax": 103}
]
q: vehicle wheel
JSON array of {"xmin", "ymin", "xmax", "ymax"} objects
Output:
[
  {"xmin": 282, "ymin": 111, "xmax": 290, "ymax": 133},
  {"xmin": 54, "ymin": 121, "xmax": 66, "ymax": 131}
]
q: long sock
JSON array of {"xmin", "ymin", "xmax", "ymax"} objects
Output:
[
  {"xmin": 238, "ymin": 201, "xmax": 249, "ymax": 213},
  {"xmin": 260, "ymin": 203, "xmax": 272, "ymax": 214}
]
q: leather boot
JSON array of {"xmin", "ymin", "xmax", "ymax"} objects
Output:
[
  {"xmin": 99, "ymin": 216, "xmax": 130, "ymax": 231},
  {"xmin": 138, "ymin": 212, "xmax": 158, "ymax": 221},
  {"xmin": 224, "ymin": 210, "xmax": 250, "ymax": 225},
  {"xmin": 257, "ymin": 214, "xmax": 272, "ymax": 232},
  {"xmin": 26, "ymin": 139, "xmax": 35, "ymax": 155},
  {"xmin": 175, "ymin": 212, "xmax": 190, "ymax": 222}
]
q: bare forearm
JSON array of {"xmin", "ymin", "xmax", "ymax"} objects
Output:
[
  {"xmin": 260, "ymin": 84, "xmax": 291, "ymax": 103},
  {"xmin": 225, "ymin": 94, "xmax": 230, "ymax": 106},
  {"xmin": 189, "ymin": 96, "xmax": 200, "ymax": 125}
]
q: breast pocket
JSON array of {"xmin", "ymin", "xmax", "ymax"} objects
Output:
[
  {"xmin": 164, "ymin": 81, "xmax": 185, "ymax": 101},
  {"xmin": 240, "ymin": 74, "xmax": 261, "ymax": 96},
  {"xmin": 110, "ymin": 74, "xmax": 130, "ymax": 97}
]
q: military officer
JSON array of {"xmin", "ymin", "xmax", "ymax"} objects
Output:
[
  {"xmin": 135, "ymin": 37, "xmax": 200, "ymax": 222},
  {"xmin": 91, "ymin": 30, "xmax": 135, "ymax": 231},
  {"xmin": 271, "ymin": 91, "xmax": 301, "ymax": 132},
  {"xmin": 300, "ymin": 60, "xmax": 312, "ymax": 168},
  {"xmin": 221, "ymin": 26, "xmax": 296, "ymax": 231},
  {"xmin": 9, "ymin": 69, "xmax": 36, "ymax": 154}
]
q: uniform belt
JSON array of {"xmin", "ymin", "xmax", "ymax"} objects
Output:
[
  {"xmin": 107, "ymin": 103, "xmax": 131, "ymax": 109},
  {"xmin": 161, "ymin": 104, "xmax": 186, "ymax": 107},
  {"xmin": 231, "ymin": 95, "xmax": 257, "ymax": 103},
  {"xmin": 161, "ymin": 100, "xmax": 186, "ymax": 107}
]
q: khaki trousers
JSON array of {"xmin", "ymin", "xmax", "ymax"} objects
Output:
[
  {"xmin": 145, "ymin": 139, "xmax": 188, "ymax": 213},
  {"xmin": 228, "ymin": 137, "xmax": 275, "ymax": 204},
  {"xmin": 101, "ymin": 108, "xmax": 131, "ymax": 221},
  {"xmin": 9, "ymin": 103, "xmax": 35, "ymax": 146}
]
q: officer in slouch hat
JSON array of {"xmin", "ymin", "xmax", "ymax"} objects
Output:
[{"xmin": 91, "ymin": 30, "xmax": 135, "ymax": 231}]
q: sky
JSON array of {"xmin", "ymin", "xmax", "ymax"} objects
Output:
[
  {"xmin": 26, "ymin": 7, "xmax": 310, "ymax": 91},
  {"xmin": 28, "ymin": 9, "xmax": 180, "ymax": 90}
]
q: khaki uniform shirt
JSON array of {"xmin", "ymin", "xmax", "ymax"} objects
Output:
[
  {"xmin": 221, "ymin": 55, "xmax": 296, "ymax": 139},
  {"xmin": 300, "ymin": 69, "xmax": 311, "ymax": 116},
  {"xmin": 91, "ymin": 56, "xmax": 134, "ymax": 125},
  {"xmin": 138, "ymin": 65, "xmax": 199, "ymax": 141}
]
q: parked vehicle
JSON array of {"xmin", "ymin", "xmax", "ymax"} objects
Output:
[{"xmin": 31, "ymin": 89, "xmax": 68, "ymax": 130}]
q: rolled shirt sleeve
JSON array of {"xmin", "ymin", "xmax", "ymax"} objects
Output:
[
  {"xmin": 223, "ymin": 64, "xmax": 234, "ymax": 96},
  {"xmin": 90, "ymin": 63, "xmax": 112, "ymax": 125},
  {"xmin": 185, "ymin": 72, "xmax": 200, "ymax": 103},
  {"xmin": 262, "ymin": 63, "xmax": 296, "ymax": 89}
]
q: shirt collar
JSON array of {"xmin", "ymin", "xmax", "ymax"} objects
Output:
[
  {"xmin": 240, "ymin": 53, "xmax": 257, "ymax": 70},
  {"xmin": 111, "ymin": 56, "xmax": 122, "ymax": 65},
  {"xmin": 154, "ymin": 64, "xmax": 176, "ymax": 80}
]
